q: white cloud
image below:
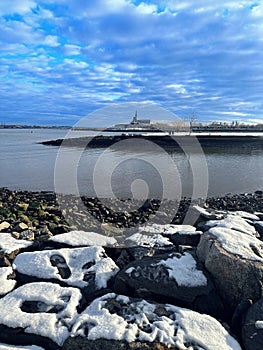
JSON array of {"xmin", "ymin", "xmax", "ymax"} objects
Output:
[
  {"xmin": 64, "ymin": 44, "xmax": 82, "ymax": 56},
  {"xmin": 44, "ymin": 35, "xmax": 60, "ymax": 47},
  {"xmin": 136, "ymin": 2, "xmax": 158, "ymax": 14},
  {"xmin": 0, "ymin": 0, "xmax": 36, "ymax": 15}
]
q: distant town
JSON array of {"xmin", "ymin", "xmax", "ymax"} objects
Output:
[{"xmin": 1, "ymin": 112, "xmax": 263, "ymax": 133}]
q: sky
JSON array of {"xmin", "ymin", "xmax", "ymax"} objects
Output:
[{"xmin": 0, "ymin": 0, "xmax": 263, "ymax": 126}]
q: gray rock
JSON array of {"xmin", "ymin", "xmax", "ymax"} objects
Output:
[
  {"xmin": 13, "ymin": 222, "xmax": 28, "ymax": 232},
  {"xmin": 114, "ymin": 252, "xmax": 224, "ymax": 317},
  {"xmin": 242, "ymin": 298, "xmax": 263, "ymax": 350},
  {"xmin": 197, "ymin": 227, "xmax": 263, "ymax": 311}
]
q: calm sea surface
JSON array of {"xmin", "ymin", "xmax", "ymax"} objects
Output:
[{"xmin": 0, "ymin": 129, "xmax": 263, "ymax": 199}]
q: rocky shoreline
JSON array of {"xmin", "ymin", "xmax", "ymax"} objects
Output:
[{"xmin": 1, "ymin": 188, "xmax": 263, "ymax": 349}]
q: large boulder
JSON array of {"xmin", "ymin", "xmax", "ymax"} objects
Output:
[
  {"xmin": 66, "ymin": 293, "xmax": 241, "ymax": 350},
  {"xmin": 197, "ymin": 223, "xmax": 263, "ymax": 311},
  {"xmin": 0, "ymin": 282, "xmax": 82, "ymax": 349},
  {"xmin": 114, "ymin": 252, "xmax": 224, "ymax": 317},
  {"xmin": 13, "ymin": 247, "xmax": 119, "ymax": 299}
]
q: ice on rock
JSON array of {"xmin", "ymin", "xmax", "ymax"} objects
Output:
[
  {"xmin": 0, "ymin": 267, "xmax": 16, "ymax": 295},
  {"xmin": 71, "ymin": 293, "xmax": 241, "ymax": 350},
  {"xmin": 13, "ymin": 246, "xmax": 119, "ymax": 289},
  {"xmin": 0, "ymin": 282, "xmax": 82, "ymax": 346},
  {"xmin": 49, "ymin": 230, "xmax": 117, "ymax": 247}
]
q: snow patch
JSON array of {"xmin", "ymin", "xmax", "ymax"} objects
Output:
[
  {"xmin": 139, "ymin": 224, "xmax": 197, "ymax": 235},
  {"xmin": 49, "ymin": 230, "xmax": 117, "ymax": 247},
  {"xmin": 13, "ymin": 246, "xmax": 119, "ymax": 289},
  {"xmin": 124, "ymin": 232, "xmax": 172, "ymax": 247},
  {"xmin": 206, "ymin": 215, "xmax": 257, "ymax": 236},
  {"xmin": 0, "ymin": 282, "xmax": 82, "ymax": 345},
  {"xmin": 209, "ymin": 226, "xmax": 263, "ymax": 262},
  {"xmin": 157, "ymin": 253, "xmax": 207, "ymax": 287},
  {"xmin": 0, "ymin": 233, "xmax": 33, "ymax": 254},
  {"xmin": 71, "ymin": 293, "xmax": 241, "ymax": 349},
  {"xmin": 0, "ymin": 267, "xmax": 16, "ymax": 295}
]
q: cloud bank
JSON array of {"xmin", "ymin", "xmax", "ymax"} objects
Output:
[{"xmin": 0, "ymin": 0, "xmax": 262, "ymax": 125}]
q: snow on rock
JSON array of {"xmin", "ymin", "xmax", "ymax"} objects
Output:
[
  {"xmin": 13, "ymin": 246, "xmax": 119, "ymax": 289},
  {"xmin": 157, "ymin": 253, "xmax": 207, "ymax": 287},
  {"xmin": 193, "ymin": 205, "xmax": 225, "ymax": 219},
  {"xmin": 232, "ymin": 211, "xmax": 260, "ymax": 221},
  {"xmin": 70, "ymin": 293, "xmax": 241, "ymax": 350},
  {"xmin": 208, "ymin": 226, "xmax": 263, "ymax": 262},
  {"xmin": 0, "ymin": 344, "xmax": 44, "ymax": 350},
  {"xmin": 49, "ymin": 230, "xmax": 117, "ymax": 247},
  {"xmin": 0, "ymin": 282, "xmax": 82, "ymax": 346},
  {"xmin": 0, "ymin": 233, "xmax": 33, "ymax": 255},
  {"xmin": 197, "ymin": 226, "xmax": 263, "ymax": 309},
  {"xmin": 139, "ymin": 224, "xmax": 196, "ymax": 235},
  {"xmin": 0, "ymin": 267, "xmax": 16, "ymax": 296},
  {"xmin": 205, "ymin": 215, "xmax": 257, "ymax": 237},
  {"xmin": 124, "ymin": 232, "xmax": 172, "ymax": 248}
]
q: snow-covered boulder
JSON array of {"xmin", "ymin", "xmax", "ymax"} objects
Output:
[
  {"xmin": 49, "ymin": 230, "xmax": 117, "ymax": 247},
  {"xmin": 66, "ymin": 293, "xmax": 241, "ymax": 350},
  {"xmin": 124, "ymin": 232, "xmax": 172, "ymax": 248},
  {"xmin": 197, "ymin": 224, "xmax": 263, "ymax": 310},
  {"xmin": 13, "ymin": 247, "xmax": 119, "ymax": 295},
  {"xmin": 114, "ymin": 252, "xmax": 224, "ymax": 317},
  {"xmin": 0, "ymin": 282, "xmax": 82, "ymax": 348}
]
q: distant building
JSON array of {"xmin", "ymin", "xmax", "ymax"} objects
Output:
[{"xmin": 113, "ymin": 111, "xmax": 151, "ymax": 129}]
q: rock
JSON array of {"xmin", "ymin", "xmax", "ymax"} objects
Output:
[
  {"xmin": 0, "ymin": 344, "xmax": 45, "ymax": 350},
  {"xmin": 13, "ymin": 247, "xmax": 119, "ymax": 297},
  {"xmin": 168, "ymin": 230, "xmax": 202, "ymax": 247},
  {"xmin": 242, "ymin": 298, "xmax": 263, "ymax": 350},
  {"xmin": 12, "ymin": 230, "xmax": 35, "ymax": 241},
  {"xmin": 192, "ymin": 205, "xmax": 225, "ymax": 220},
  {"xmin": 68, "ymin": 293, "xmax": 241, "ymax": 350},
  {"xmin": 13, "ymin": 223, "xmax": 28, "ymax": 232},
  {"xmin": 0, "ymin": 282, "xmax": 82, "ymax": 348},
  {"xmin": 0, "ymin": 222, "xmax": 10, "ymax": 232},
  {"xmin": 114, "ymin": 252, "xmax": 224, "ymax": 317},
  {"xmin": 63, "ymin": 338, "xmax": 172, "ymax": 350},
  {"xmin": 197, "ymin": 226, "xmax": 263, "ymax": 311},
  {"xmin": 255, "ymin": 221, "xmax": 263, "ymax": 238}
]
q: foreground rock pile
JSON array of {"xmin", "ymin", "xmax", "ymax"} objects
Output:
[{"xmin": 1, "ymin": 189, "xmax": 263, "ymax": 349}]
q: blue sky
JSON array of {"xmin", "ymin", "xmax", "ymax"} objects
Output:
[{"xmin": 0, "ymin": 0, "xmax": 263, "ymax": 126}]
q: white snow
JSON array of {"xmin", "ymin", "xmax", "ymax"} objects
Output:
[
  {"xmin": 124, "ymin": 232, "xmax": 172, "ymax": 247},
  {"xmin": 139, "ymin": 224, "xmax": 197, "ymax": 235},
  {"xmin": 71, "ymin": 293, "xmax": 241, "ymax": 349},
  {"xmin": 49, "ymin": 230, "xmax": 117, "ymax": 247},
  {"xmin": 193, "ymin": 205, "xmax": 225, "ymax": 219},
  {"xmin": 255, "ymin": 320, "xmax": 263, "ymax": 329},
  {"xmin": 232, "ymin": 211, "xmax": 260, "ymax": 221},
  {"xmin": 0, "ymin": 267, "xmax": 16, "ymax": 295},
  {"xmin": 0, "ymin": 344, "xmax": 44, "ymax": 350},
  {"xmin": 209, "ymin": 226, "xmax": 263, "ymax": 262},
  {"xmin": 0, "ymin": 233, "xmax": 33, "ymax": 254},
  {"xmin": 157, "ymin": 253, "xmax": 207, "ymax": 287},
  {"xmin": 206, "ymin": 215, "xmax": 257, "ymax": 236},
  {"xmin": 13, "ymin": 246, "xmax": 119, "ymax": 289},
  {"xmin": 0, "ymin": 282, "xmax": 82, "ymax": 345}
]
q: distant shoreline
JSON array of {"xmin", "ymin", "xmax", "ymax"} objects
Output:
[{"xmin": 40, "ymin": 133, "xmax": 263, "ymax": 150}]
